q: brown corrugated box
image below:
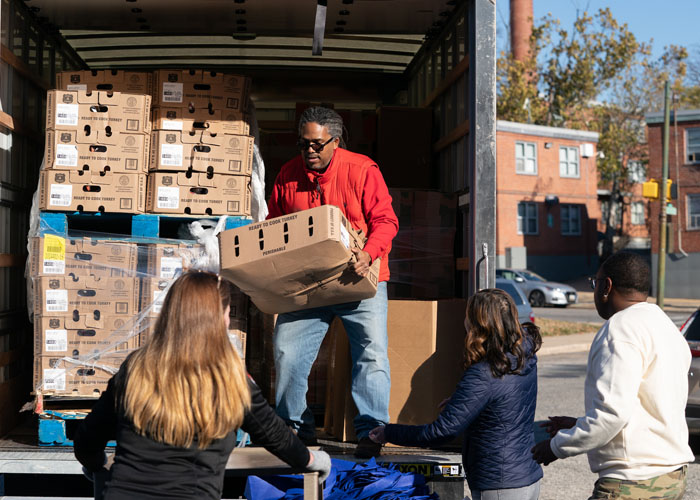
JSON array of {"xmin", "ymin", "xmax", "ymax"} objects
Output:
[
  {"xmin": 56, "ymin": 70, "xmax": 152, "ymax": 95},
  {"xmin": 34, "ymin": 314, "xmax": 139, "ymax": 356},
  {"xmin": 33, "ymin": 353, "xmax": 126, "ymax": 397},
  {"xmin": 44, "ymin": 129, "xmax": 149, "ymax": 173},
  {"xmin": 46, "ymin": 90, "xmax": 151, "ymax": 136},
  {"xmin": 152, "ymin": 70, "xmax": 250, "ymax": 110},
  {"xmin": 152, "ymin": 107, "xmax": 250, "ymax": 136},
  {"xmin": 29, "ymin": 236, "xmax": 138, "ymax": 277},
  {"xmin": 325, "ymin": 299, "xmax": 467, "ymax": 441},
  {"xmin": 146, "ymin": 172, "xmax": 251, "ymax": 216},
  {"xmin": 33, "ymin": 276, "xmax": 140, "ymax": 317},
  {"xmin": 149, "ymin": 130, "xmax": 253, "ymax": 175},
  {"xmin": 142, "ymin": 241, "xmax": 205, "ymax": 279},
  {"xmin": 218, "ymin": 205, "xmax": 380, "ymax": 314},
  {"xmin": 39, "ymin": 170, "xmax": 146, "ymax": 213}
]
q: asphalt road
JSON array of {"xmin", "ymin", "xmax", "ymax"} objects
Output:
[
  {"xmin": 533, "ymin": 304, "xmax": 695, "ymax": 328},
  {"xmin": 531, "ymin": 351, "xmax": 700, "ymax": 500}
]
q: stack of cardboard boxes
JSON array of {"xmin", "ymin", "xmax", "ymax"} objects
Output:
[
  {"xmin": 30, "ymin": 235, "xmax": 140, "ymax": 396},
  {"xmin": 147, "ymin": 70, "xmax": 254, "ymax": 216},
  {"xmin": 39, "ymin": 88, "xmax": 151, "ymax": 213}
]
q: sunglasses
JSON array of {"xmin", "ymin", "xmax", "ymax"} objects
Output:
[{"xmin": 297, "ymin": 136, "xmax": 335, "ymax": 152}]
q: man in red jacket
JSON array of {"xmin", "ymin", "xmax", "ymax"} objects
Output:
[{"xmin": 268, "ymin": 106, "xmax": 398, "ymax": 458}]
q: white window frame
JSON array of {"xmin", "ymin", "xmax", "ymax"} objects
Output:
[
  {"xmin": 560, "ymin": 204, "xmax": 581, "ymax": 235},
  {"xmin": 515, "ymin": 141, "xmax": 537, "ymax": 175},
  {"xmin": 627, "ymin": 161, "xmax": 646, "ymax": 184},
  {"xmin": 517, "ymin": 202, "xmax": 538, "ymax": 235},
  {"xmin": 630, "ymin": 201, "xmax": 645, "ymax": 225},
  {"xmin": 688, "ymin": 194, "xmax": 700, "ymax": 230},
  {"xmin": 686, "ymin": 128, "xmax": 700, "ymax": 164},
  {"xmin": 559, "ymin": 146, "xmax": 580, "ymax": 178}
]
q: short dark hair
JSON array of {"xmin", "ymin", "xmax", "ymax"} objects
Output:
[
  {"xmin": 600, "ymin": 251, "xmax": 650, "ymax": 295},
  {"xmin": 298, "ymin": 106, "xmax": 346, "ymax": 147}
]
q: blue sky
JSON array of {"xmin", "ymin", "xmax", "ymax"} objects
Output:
[{"xmin": 496, "ymin": 0, "xmax": 700, "ymax": 59}]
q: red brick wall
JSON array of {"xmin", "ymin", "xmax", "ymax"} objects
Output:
[
  {"xmin": 496, "ymin": 130, "xmax": 600, "ymax": 257},
  {"xmin": 647, "ymin": 120, "xmax": 700, "ymax": 254}
]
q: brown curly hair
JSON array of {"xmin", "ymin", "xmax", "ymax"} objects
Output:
[{"xmin": 464, "ymin": 288, "xmax": 542, "ymax": 378}]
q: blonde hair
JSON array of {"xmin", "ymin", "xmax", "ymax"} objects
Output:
[{"xmin": 118, "ymin": 271, "xmax": 250, "ymax": 448}]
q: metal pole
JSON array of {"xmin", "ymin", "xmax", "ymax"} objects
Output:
[{"xmin": 657, "ymin": 81, "xmax": 670, "ymax": 308}]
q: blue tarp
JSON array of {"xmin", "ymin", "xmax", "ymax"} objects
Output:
[{"xmin": 245, "ymin": 458, "xmax": 440, "ymax": 500}]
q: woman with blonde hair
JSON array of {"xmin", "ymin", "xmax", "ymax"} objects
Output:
[
  {"xmin": 74, "ymin": 271, "xmax": 329, "ymax": 499},
  {"xmin": 369, "ymin": 288, "xmax": 543, "ymax": 500}
]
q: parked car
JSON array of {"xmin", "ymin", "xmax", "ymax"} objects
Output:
[
  {"xmin": 681, "ymin": 308, "xmax": 700, "ymax": 435},
  {"xmin": 495, "ymin": 278, "xmax": 535, "ymax": 325},
  {"xmin": 496, "ymin": 268, "xmax": 578, "ymax": 308}
]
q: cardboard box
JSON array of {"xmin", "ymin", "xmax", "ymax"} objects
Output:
[
  {"xmin": 150, "ymin": 130, "xmax": 253, "ymax": 175},
  {"xmin": 39, "ymin": 170, "xmax": 146, "ymax": 213},
  {"xmin": 30, "ymin": 236, "xmax": 138, "ymax": 278},
  {"xmin": 325, "ymin": 299, "xmax": 467, "ymax": 441},
  {"xmin": 218, "ymin": 205, "xmax": 380, "ymax": 314},
  {"xmin": 33, "ymin": 276, "xmax": 140, "ymax": 317},
  {"xmin": 34, "ymin": 314, "xmax": 139, "ymax": 357},
  {"xmin": 146, "ymin": 172, "xmax": 251, "ymax": 216},
  {"xmin": 140, "ymin": 277, "xmax": 172, "ymax": 318},
  {"xmin": 56, "ymin": 70, "xmax": 152, "ymax": 95},
  {"xmin": 228, "ymin": 319, "xmax": 247, "ymax": 359},
  {"xmin": 142, "ymin": 242, "xmax": 206, "ymax": 279},
  {"xmin": 46, "ymin": 90, "xmax": 151, "ymax": 137},
  {"xmin": 33, "ymin": 352, "xmax": 127, "ymax": 396},
  {"xmin": 152, "ymin": 70, "xmax": 250, "ymax": 110},
  {"xmin": 152, "ymin": 107, "xmax": 250, "ymax": 136},
  {"xmin": 45, "ymin": 129, "xmax": 149, "ymax": 173}
]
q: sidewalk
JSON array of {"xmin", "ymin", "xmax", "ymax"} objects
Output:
[{"xmin": 539, "ymin": 331, "xmax": 597, "ymax": 356}]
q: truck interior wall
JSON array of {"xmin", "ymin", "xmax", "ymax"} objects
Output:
[{"xmin": 0, "ymin": 0, "xmax": 83, "ymax": 436}]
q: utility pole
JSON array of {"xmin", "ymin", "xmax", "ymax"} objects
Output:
[{"xmin": 657, "ymin": 81, "xmax": 670, "ymax": 308}]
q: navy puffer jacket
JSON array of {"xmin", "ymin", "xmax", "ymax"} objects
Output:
[{"xmin": 384, "ymin": 341, "xmax": 542, "ymax": 491}]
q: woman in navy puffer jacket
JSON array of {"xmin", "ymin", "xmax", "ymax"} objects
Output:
[{"xmin": 370, "ymin": 288, "xmax": 543, "ymax": 500}]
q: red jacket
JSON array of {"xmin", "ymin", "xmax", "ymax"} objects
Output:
[{"xmin": 268, "ymin": 148, "xmax": 398, "ymax": 282}]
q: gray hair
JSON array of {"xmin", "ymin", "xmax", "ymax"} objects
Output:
[{"xmin": 298, "ymin": 106, "xmax": 346, "ymax": 147}]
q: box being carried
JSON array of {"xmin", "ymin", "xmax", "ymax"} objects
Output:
[
  {"xmin": 39, "ymin": 170, "xmax": 146, "ymax": 213},
  {"xmin": 150, "ymin": 130, "xmax": 253, "ymax": 175},
  {"xmin": 219, "ymin": 205, "xmax": 380, "ymax": 314},
  {"xmin": 152, "ymin": 70, "xmax": 250, "ymax": 110},
  {"xmin": 56, "ymin": 70, "xmax": 152, "ymax": 95},
  {"xmin": 146, "ymin": 172, "xmax": 250, "ymax": 216},
  {"xmin": 46, "ymin": 90, "xmax": 151, "ymax": 136}
]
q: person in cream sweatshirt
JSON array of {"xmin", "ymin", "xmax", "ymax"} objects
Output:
[{"xmin": 531, "ymin": 252, "xmax": 694, "ymax": 500}]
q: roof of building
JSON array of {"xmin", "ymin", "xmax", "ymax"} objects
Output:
[
  {"xmin": 497, "ymin": 120, "xmax": 599, "ymax": 142},
  {"xmin": 645, "ymin": 109, "xmax": 700, "ymax": 124}
]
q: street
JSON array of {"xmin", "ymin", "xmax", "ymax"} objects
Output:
[
  {"xmin": 533, "ymin": 303, "xmax": 695, "ymax": 328},
  {"xmin": 533, "ymin": 351, "xmax": 700, "ymax": 500}
]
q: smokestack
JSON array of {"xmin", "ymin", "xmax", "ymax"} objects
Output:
[{"xmin": 510, "ymin": 0, "xmax": 533, "ymax": 62}]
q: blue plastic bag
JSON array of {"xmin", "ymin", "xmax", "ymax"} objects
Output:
[{"xmin": 245, "ymin": 457, "xmax": 440, "ymax": 500}]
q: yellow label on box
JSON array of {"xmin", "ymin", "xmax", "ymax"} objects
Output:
[{"xmin": 44, "ymin": 235, "xmax": 65, "ymax": 261}]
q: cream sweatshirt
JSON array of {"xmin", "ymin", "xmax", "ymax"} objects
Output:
[{"xmin": 550, "ymin": 302, "xmax": 694, "ymax": 480}]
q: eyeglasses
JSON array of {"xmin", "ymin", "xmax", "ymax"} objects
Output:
[
  {"xmin": 588, "ymin": 276, "xmax": 598, "ymax": 290},
  {"xmin": 297, "ymin": 136, "xmax": 335, "ymax": 152}
]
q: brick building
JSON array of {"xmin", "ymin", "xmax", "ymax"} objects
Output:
[
  {"xmin": 646, "ymin": 109, "xmax": 700, "ymax": 298},
  {"xmin": 496, "ymin": 121, "xmax": 600, "ymax": 281}
]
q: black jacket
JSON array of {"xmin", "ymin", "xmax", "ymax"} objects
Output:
[
  {"xmin": 384, "ymin": 342, "xmax": 543, "ymax": 491},
  {"xmin": 74, "ymin": 372, "xmax": 309, "ymax": 500}
]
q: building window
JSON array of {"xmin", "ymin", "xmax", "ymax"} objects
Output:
[
  {"xmin": 687, "ymin": 128, "xmax": 700, "ymax": 164},
  {"xmin": 517, "ymin": 202, "xmax": 538, "ymax": 235},
  {"xmin": 561, "ymin": 204, "xmax": 581, "ymax": 235},
  {"xmin": 631, "ymin": 201, "xmax": 645, "ymax": 225},
  {"xmin": 689, "ymin": 194, "xmax": 700, "ymax": 229},
  {"xmin": 515, "ymin": 141, "xmax": 537, "ymax": 175},
  {"xmin": 559, "ymin": 146, "xmax": 580, "ymax": 178},
  {"xmin": 627, "ymin": 161, "xmax": 646, "ymax": 184}
]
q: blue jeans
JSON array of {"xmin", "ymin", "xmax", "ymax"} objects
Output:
[
  {"xmin": 470, "ymin": 480, "xmax": 540, "ymax": 500},
  {"xmin": 274, "ymin": 282, "xmax": 389, "ymax": 439}
]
